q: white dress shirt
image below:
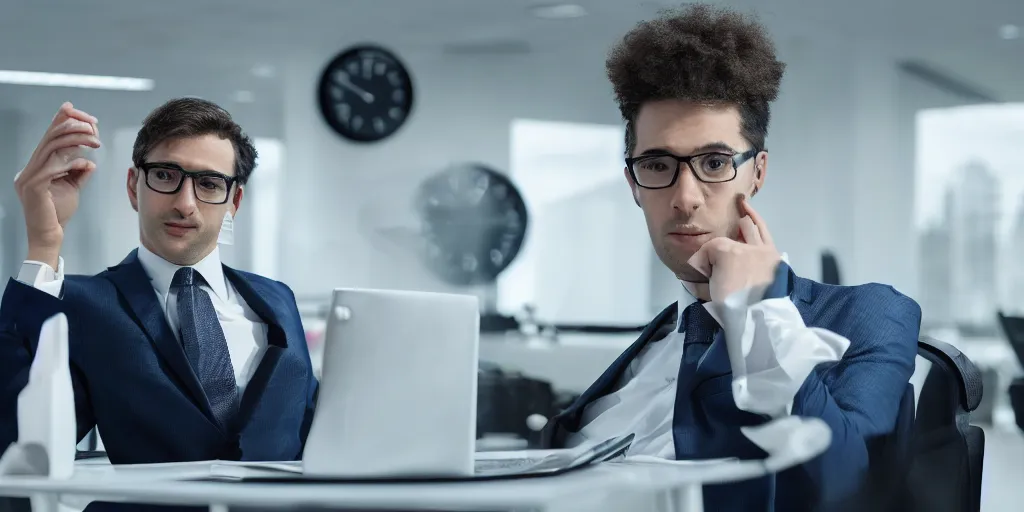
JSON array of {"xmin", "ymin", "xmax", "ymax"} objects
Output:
[
  {"xmin": 566, "ymin": 259, "xmax": 852, "ymax": 458},
  {"xmin": 16, "ymin": 246, "xmax": 269, "ymax": 393},
  {"xmin": 566, "ymin": 286, "xmax": 696, "ymax": 457}
]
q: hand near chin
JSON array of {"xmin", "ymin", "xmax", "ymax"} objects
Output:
[{"xmin": 686, "ymin": 198, "xmax": 782, "ymax": 303}]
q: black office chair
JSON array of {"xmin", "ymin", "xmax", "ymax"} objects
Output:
[
  {"xmin": 820, "ymin": 250, "xmax": 842, "ymax": 285},
  {"xmin": 996, "ymin": 311, "xmax": 1024, "ymax": 432},
  {"xmin": 900, "ymin": 336, "xmax": 985, "ymax": 512}
]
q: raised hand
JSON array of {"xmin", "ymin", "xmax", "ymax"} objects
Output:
[
  {"xmin": 686, "ymin": 196, "xmax": 781, "ymax": 302},
  {"xmin": 14, "ymin": 102, "xmax": 100, "ymax": 268}
]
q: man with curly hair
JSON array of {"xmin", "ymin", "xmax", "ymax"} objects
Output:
[{"xmin": 541, "ymin": 4, "xmax": 920, "ymax": 510}]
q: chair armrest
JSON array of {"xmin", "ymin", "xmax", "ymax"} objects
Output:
[{"xmin": 917, "ymin": 336, "xmax": 984, "ymax": 412}]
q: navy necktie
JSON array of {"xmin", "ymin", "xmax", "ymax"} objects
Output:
[
  {"xmin": 673, "ymin": 300, "xmax": 721, "ymax": 458},
  {"xmin": 679, "ymin": 301, "xmax": 718, "ymax": 366},
  {"xmin": 171, "ymin": 267, "xmax": 238, "ymax": 430}
]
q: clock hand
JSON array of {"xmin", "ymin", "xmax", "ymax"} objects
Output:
[{"xmin": 334, "ymin": 75, "xmax": 375, "ymax": 104}]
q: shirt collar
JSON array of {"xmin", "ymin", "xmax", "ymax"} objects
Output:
[{"xmin": 137, "ymin": 244, "xmax": 228, "ymax": 301}]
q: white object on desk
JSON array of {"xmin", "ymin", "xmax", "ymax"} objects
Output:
[
  {"xmin": 0, "ymin": 313, "xmax": 76, "ymax": 481},
  {"xmin": 303, "ymin": 288, "xmax": 480, "ymax": 478}
]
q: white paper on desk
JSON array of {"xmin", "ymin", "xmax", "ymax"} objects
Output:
[{"xmin": 0, "ymin": 313, "xmax": 76, "ymax": 480}]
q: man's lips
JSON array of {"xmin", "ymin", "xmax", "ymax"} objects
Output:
[{"xmin": 164, "ymin": 222, "xmax": 198, "ymax": 236}]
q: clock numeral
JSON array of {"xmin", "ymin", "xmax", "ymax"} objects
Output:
[
  {"xmin": 461, "ymin": 254, "xmax": 479, "ymax": 272},
  {"xmin": 387, "ymin": 71, "xmax": 402, "ymax": 87},
  {"xmin": 373, "ymin": 117, "xmax": 386, "ymax": 133},
  {"xmin": 490, "ymin": 249, "xmax": 504, "ymax": 266},
  {"xmin": 392, "ymin": 89, "xmax": 406, "ymax": 104},
  {"xmin": 351, "ymin": 116, "xmax": 364, "ymax": 131},
  {"xmin": 389, "ymin": 107, "xmax": 404, "ymax": 120},
  {"xmin": 347, "ymin": 62, "xmax": 359, "ymax": 75},
  {"xmin": 375, "ymin": 62, "xmax": 387, "ymax": 76},
  {"xmin": 362, "ymin": 58, "xmax": 374, "ymax": 79},
  {"xmin": 335, "ymin": 103, "xmax": 351, "ymax": 123}
]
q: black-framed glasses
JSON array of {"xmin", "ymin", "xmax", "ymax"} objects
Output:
[
  {"xmin": 137, "ymin": 162, "xmax": 237, "ymax": 205},
  {"xmin": 626, "ymin": 148, "xmax": 759, "ymax": 189}
]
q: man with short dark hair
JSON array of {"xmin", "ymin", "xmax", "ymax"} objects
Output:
[
  {"xmin": 541, "ymin": 5, "xmax": 920, "ymax": 511},
  {"xmin": 0, "ymin": 99, "xmax": 317, "ymax": 467}
]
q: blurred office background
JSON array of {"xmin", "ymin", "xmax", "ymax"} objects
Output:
[{"xmin": 1, "ymin": 0, "xmax": 1024, "ymax": 509}]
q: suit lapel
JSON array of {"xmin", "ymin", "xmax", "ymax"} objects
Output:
[
  {"xmin": 103, "ymin": 250, "xmax": 213, "ymax": 418},
  {"xmin": 222, "ymin": 267, "xmax": 290, "ymax": 429},
  {"xmin": 541, "ymin": 303, "xmax": 677, "ymax": 446}
]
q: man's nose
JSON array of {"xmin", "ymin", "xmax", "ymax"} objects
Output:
[
  {"xmin": 172, "ymin": 178, "xmax": 198, "ymax": 215},
  {"xmin": 669, "ymin": 165, "xmax": 705, "ymax": 212}
]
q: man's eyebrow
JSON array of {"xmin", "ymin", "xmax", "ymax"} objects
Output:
[
  {"xmin": 635, "ymin": 141, "xmax": 738, "ymax": 157},
  {"xmin": 147, "ymin": 161, "xmax": 229, "ymax": 175}
]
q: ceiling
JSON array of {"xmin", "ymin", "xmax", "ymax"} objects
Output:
[{"xmin": 0, "ymin": 0, "xmax": 1021, "ymax": 106}]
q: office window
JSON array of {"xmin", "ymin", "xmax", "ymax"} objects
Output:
[
  {"xmin": 916, "ymin": 104, "xmax": 1024, "ymax": 333},
  {"xmin": 498, "ymin": 119, "xmax": 651, "ymax": 325},
  {"xmin": 249, "ymin": 138, "xmax": 284, "ymax": 279}
]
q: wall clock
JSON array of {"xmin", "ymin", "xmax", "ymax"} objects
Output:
[
  {"xmin": 317, "ymin": 45, "xmax": 414, "ymax": 142},
  {"xmin": 415, "ymin": 164, "xmax": 529, "ymax": 286}
]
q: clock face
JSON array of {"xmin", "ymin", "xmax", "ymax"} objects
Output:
[
  {"xmin": 415, "ymin": 165, "xmax": 529, "ymax": 286},
  {"xmin": 317, "ymin": 45, "xmax": 414, "ymax": 142}
]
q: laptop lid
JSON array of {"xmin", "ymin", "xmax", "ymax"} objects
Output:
[{"xmin": 303, "ymin": 288, "xmax": 480, "ymax": 478}]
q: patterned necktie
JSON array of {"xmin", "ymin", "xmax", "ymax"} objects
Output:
[
  {"xmin": 171, "ymin": 267, "xmax": 238, "ymax": 430},
  {"xmin": 679, "ymin": 301, "xmax": 718, "ymax": 366}
]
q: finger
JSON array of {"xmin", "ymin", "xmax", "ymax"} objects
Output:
[
  {"xmin": 39, "ymin": 133, "xmax": 101, "ymax": 161},
  {"xmin": 28, "ymin": 120, "xmax": 97, "ymax": 166},
  {"xmin": 741, "ymin": 197, "xmax": 774, "ymax": 246},
  {"xmin": 686, "ymin": 237, "xmax": 732, "ymax": 278},
  {"xmin": 18, "ymin": 140, "xmax": 99, "ymax": 188},
  {"xmin": 18, "ymin": 158, "xmax": 95, "ymax": 199},
  {"xmin": 739, "ymin": 215, "xmax": 763, "ymax": 245},
  {"xmin": 686, "ymin": 244, "xmax": 712, "ymax": 279},
  {"xmin": 56, "ymin": 103, "xmax": 98, "ymax": 127},
  {"xmin": 63, "ymin": 158, "xmax": 98, "ymax": 190},
  {"xmin": 49, "ymin": 118, "xmax": 97, "ymax": 140}
]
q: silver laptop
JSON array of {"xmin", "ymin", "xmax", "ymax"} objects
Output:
[{"xmin": 303, "ymin": 288, "xmax": 480, "ymax": 478}]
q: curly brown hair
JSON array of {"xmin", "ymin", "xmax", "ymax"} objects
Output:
[{"xmin": 606, "ymin": 3, "xmax": 786, "ymax": 156}]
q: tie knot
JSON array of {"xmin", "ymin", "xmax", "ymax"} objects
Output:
[
  {"xmin": 171, "ymin": 267, "xmax": 200, "ymax": 288},
  {"xmin": 679, "ymin": 301, "xmax": 716, "ymax": 335}
]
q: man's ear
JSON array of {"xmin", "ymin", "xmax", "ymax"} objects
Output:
[
  {"xmin": 624, "ymin": 167, "xmax": 640, "ymax": 207},
  {"xmin": 126, "ymin": 168, "xmax": 140, "ymax": 212},
  {"xmin": 231, "ymin": 185, "xmax": 244, "ymax": 216},
  {"xmin": 752, "ymin": 151, "xmax": 768, "ymax": 196}
]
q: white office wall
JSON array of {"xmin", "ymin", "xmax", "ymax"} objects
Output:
[
  {"xmin": 279, "ymin": 46, "xmax": 619, "ymax": 301},
  {"xmin": 0, "ymin": 30, "xmax": 961, "ymax": 312},
  {"xmin": 0, "ymin": 110, "xmax": 24, "ymax": 284},
  {"xmin": 276, "ymin": 34, "xmax": 936, "ymax": 307}
]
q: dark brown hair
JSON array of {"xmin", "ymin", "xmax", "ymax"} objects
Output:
[
  {"xmin": 132, "ymin": 97, "xmax": 258, "ymax": 184},
  {"xmin": 606, "ymin": 3, "xmax": 786, "ymax": 156}
]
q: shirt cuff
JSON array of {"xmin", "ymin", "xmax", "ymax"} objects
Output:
[
  {"xmin": 703, "ymin": 263, "xmax": 850, "ymax": 419},
  {"xmin": 17, "ymin": 257, "xmax": 65, "ymax": 298}
]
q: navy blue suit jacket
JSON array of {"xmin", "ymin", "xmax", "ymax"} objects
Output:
[
  {"xmin": 0, "ymin": 249, "xmax": 319, "ymax": 466},
  {"xmin": 542, "ymin": 263, "xmax": 921, "ymax": 511}
]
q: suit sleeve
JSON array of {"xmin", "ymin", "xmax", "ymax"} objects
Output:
[
  {"xmin": 779, "ymin": 284, "xmax": 920, "ymax": 506},
  {"xmin": 0, "ymin": 278, "xmax": 97, "ymax": 451},
  {"xmin": 279, "ymin": 282, "xmax": 319, "ymax": 458}
]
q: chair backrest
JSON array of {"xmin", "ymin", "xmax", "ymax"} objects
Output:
[
  {"xmin": 820, "ymin": 250, "xmax": 842, "ymax": 285},
  {"xmin": 902, "ymin": 336, "xmax": 985, "ymax": 512}
]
